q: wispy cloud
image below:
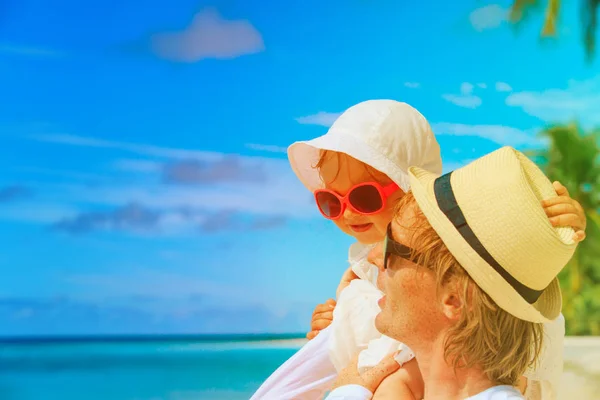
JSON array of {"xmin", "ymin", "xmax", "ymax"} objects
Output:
[
  {"xmin": 0, "ymin": 43, "xmax": 62, "ymax": 57},
  {"xmin": 23, "ymin": 134, "xmax": 317, "ymax": 230},
  {"xmin": 477, "ymin": 83, "xmax": 487, "ymax": 89},
  {"xmin": 295, "ymin": 111, "xmax": 341, "ymax": 127},
  {"xmin": 112, "ymin": 159, "xmax": 162, "ymax": 173},
  {"xmin": 163, "ymin": 157, "xmax": 266, "ymax": 185},
  {"xmin": 442, "ymin": 82, "xmax": 483, "ymax": 109},
  {"xmin": 432, "ymin": 122, "xmax": 542, "ymax": 147},
  {"xmin": 495, "ymin": 82, "xmax": 513, "ymax": 92},
  {"xmin": 65, "ymin": 270, "xmax": 248, "ymax": 301},
  {"xmin": 0, "ymin": 185, "xmax": 32, "ymax": 202},
  {"xmin": 32, "ymin": 133, "xmax": 222, "ymax": 161},
  {"xmin": 51, "ymin": 202, "xmax": 161, "ymax": 234},
  {"xmin": 198, "ymin": 210, "xmax": 287, "ymax": 233},
  {"xmin": 63, "ymin": 268, "xmax": 305, "ymax": 321},
  {"xmin": 245, "ymin": 143, "xmax": 288, "ymax": 153},
  {"xmin": 50, "ymin": 202, "xmax": 289, "ymax": 236},
  {"xmin": 65, "ymin": 179, "xmax": 313, "ymax": 222},
  {"xmin": 404, "ymin": 82, "xmax": 420, "ymax": 89},
  {"xmin": 469, "ymin": 4, "xmax": 508, "ymax": 32},
  {"xmin": 150, "ymin": 7, "xmax": 265, "ymax": 62},
  {"xmin": 505, "ymin": 76, "xmax": 600, "ymax": 127}
]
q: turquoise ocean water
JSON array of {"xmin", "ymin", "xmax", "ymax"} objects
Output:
[{"xmin": 0, "ymin": 335, "xmax": 303, "ymax": 400}]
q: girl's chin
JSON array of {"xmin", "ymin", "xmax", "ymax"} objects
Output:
[{"xmin": 349, "ymin": 230, "xmax": 385, "ymax": 245}]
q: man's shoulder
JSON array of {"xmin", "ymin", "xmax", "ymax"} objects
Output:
[{"xmin": 466, "ymin": 385, "xmax": 524, "ymax": 400}]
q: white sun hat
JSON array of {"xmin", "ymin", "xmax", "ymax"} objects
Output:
[
  {"xmin": 288, "ymin": 100, "xmax": 442, "ymax": 192},
  {"xmin": 409, "ymin": 146, "xmax": 577, "ymax": 323}
]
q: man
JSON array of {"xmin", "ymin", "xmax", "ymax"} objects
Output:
[{"xmin": 325, "ymin": 146, "xmax": 577, "ymax": 400}]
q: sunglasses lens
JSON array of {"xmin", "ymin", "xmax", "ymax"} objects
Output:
[
  {"xmin": 349, "ymin": 185, "xmax": 383, "ymax": 213},
  {"xmin": 315, "ymin": 191, "xmax": 342, "ymax": 218}
]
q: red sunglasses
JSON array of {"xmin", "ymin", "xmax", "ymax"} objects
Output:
[{"xmin": 314, "ymin": 182, "xmax": 399, "ymax": 220}]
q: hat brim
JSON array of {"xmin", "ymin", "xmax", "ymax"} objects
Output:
[
  {"xmin": 288, "ymin": 133, "xmax": 411, "ymax": 193},
  {"xmin": 408, "ymin": 166, "xmax": 562, "ymax": 323}
]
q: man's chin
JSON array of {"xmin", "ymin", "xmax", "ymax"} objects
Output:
[{"xmin": 374, "ymin": 311, "xmax": 386, "ymax": 335}]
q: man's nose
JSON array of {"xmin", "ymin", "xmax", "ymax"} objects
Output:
[{"xmin": 368, "ymin": 242, "xmax": 385, "ymax": 271}]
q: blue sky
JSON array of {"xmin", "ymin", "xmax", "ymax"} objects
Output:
[{"xmin": 0, "ymin": 0, "xmax": 598, "ymax": 336}]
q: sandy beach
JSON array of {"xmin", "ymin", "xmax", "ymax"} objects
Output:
[{"xmin": 560, "ymin": 337, "xmax": 600, "ymax": 399}]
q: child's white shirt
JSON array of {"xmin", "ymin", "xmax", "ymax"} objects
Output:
[
  {"xmin": 250, "ymin": 242, "xmax": 564, "ymax": 400},
  {"xmin": 328, "ymin": 243, "xmax": 415, "ymax": 373}
]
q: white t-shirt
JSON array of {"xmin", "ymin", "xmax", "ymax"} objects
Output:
[
  {"xmin": 466, "ymin": 385, "xmax": 525, "ymax": 399},
  {"xmin": 324, "ymin": 384, "xmax": 524, "ymax": 400}
]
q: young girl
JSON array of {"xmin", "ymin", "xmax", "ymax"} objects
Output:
[{"xmin": 251, "ymin": 100, "xmax": 587, "ymax": 400}]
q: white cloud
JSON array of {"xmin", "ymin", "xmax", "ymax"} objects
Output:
[
  {"xmin": 460, "ymin": 82, "xmax": 474, "ymax": 95},
  {"xmin": 496, "ymin": 82, "xmax": 513, "ymax": 92},
  {"xmin": 469, "ymin": 4, "xmax": 508, "ymax": 32},
  {"xmin": 0, "ymin": 204, "xmax": 79, "ymax": 224},
  {"xmin": 245, "ymin": 143, "xmax": 288, "ymax": 153},
  {"xmin": 17, "ymin": 134, "xmax": 319, "ymax": 230},
  {"xmin": 404, "ymin": 82, "xmax": 420, "ymax": 89},
  {"xmin": 431, "ymin": 122, "xmax": 543, "ymax": 147},
  {"xmin": 0, "ymin": 43, "xmax": 62, "ymax": 57},
  {"xmin": 32, "ymin": 133, "xmax": 223, "ymax": 161},
  {"xmin": 505, "ymin": 76, "xmax": 600, "ymax": 127},
  {"xmin": 63, "ymin": 269, "xmax": 304, "ymax": 319},
  {"xmin": 113, "ymin": 159, "xmax": 162, "ymax": 173},
  {"xmin": 296, "ymin": 111, "xmax": 342, "ymax": 127},
  {"xmin": 69, "ymin": 177, "xmax": 313, "ymax": 220},
  {"xmin": 442, "ymin": 94, "xmax": 483, "ymax": 109},
  {"xmin": 66, "ymin": 269, "xmax": 246, "ymax": 301},
  {"xmin": 150, "ymin": 7, "xmax": 264, "ymax": 62},
  {"xmin": 442, "ymin": 82, "xmax": 482, "ymax": 109}
]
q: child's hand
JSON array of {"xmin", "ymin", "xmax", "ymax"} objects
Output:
[
  {"xmin": 543, "ymin": 181, "xmax": 587, "ymax": 242},
  {"xmin": 306, "ymin": 299, "xmax": 336, "ymax": 340}
]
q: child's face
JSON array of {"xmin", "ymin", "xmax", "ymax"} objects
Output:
[{"xmin": 318, "ymin": 152, "xmax": 405, "ymax": 244}]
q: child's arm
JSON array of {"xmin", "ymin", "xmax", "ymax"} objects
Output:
[
  {"xmin": 543, "ymin": 181, "xmax": 587, "ymax": 242},
  {"xmin": 307, "ymin": 267, "xmax": 360, "ymax": 340}
]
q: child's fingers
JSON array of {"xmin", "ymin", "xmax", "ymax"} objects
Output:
[
  {"xmin": 312, "ymin": 310, "xmax": 334, "ymax": 323},
  {"xmin": 549, "ymin": 214, "xmax": 585, "ymax": 231},
  {"xmin": 325, "ymin": 298, "xmax": 337, "ymax": 307},
  {"xmin": 542, "ymin": 195, "xmax": 573, "ymax": 208},
  {"xmin": 573, "ymin": 230, "xmax": 587, "ymax": 242},
  {"xmin": 311, "ymin": 316, "xmax": 333, "ymax": 331},
  {"xmin": 553, "ymin": 181, "xmax": 569, "ymax": 196},
  {"xmin": 312, "ymin": 301, "xmax": 335, "ymax": 316},
  {"xmin": 544, "ymin": 202, "xmax": 577, "ymax": 218},
  {"xmin": 306, "ymin": 330, "xmax": 319, "ymax": 340}
]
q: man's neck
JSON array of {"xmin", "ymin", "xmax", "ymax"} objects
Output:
[{"xmin": 414, "ymin": 335, "xmax": 496, "ymax": 400}]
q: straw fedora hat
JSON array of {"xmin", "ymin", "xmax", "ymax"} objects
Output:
[
  {"xmin": 288, "ymin": 100, "xmax": 442, "ymax": 193},
  {"xmin": 409, "ymin": 146, "xmax": 577, "ymax": 323}
]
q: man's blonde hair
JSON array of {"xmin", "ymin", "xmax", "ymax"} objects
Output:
[{"xmin": 394, "ymin": 192, "xmax": 544, "ymax": 386}]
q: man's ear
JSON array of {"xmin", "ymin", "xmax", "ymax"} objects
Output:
[{"xmin": 440, "ymin": 283, "xmax": 464, "ymax": 321}]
